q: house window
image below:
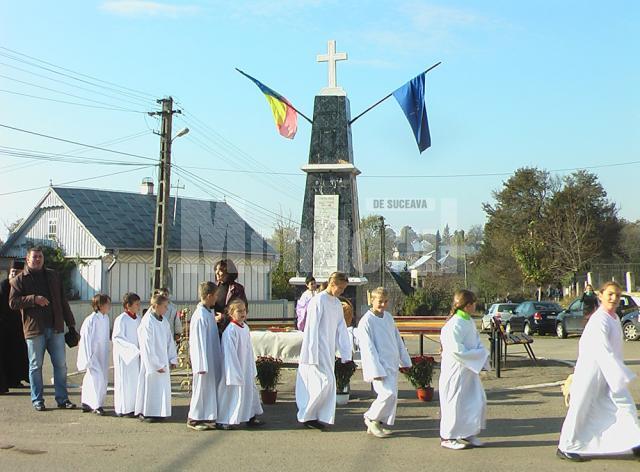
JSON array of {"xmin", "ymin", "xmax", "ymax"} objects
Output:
[{"xmin": 48, "ymin": 218, "xmax": 57, "ymax": 240}]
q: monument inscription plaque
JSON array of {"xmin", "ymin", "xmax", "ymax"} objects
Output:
[{"xmin": 312, "ymin": 195, "xmax": 339, "ymax": 278}]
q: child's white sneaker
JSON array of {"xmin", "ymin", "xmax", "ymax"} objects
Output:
[
  {"xmin": 462, "ymin": 436, "xmax": 484, "ymax": 447},
  {"xmin": 364, "ymin": 417, "xmax": 386, "ymax": 438},
  {"xmin": 380, "ymin": 425, "xmax": 393, "ymax": 436},
  {"xmin": 441, "ymin": 439, "xmax": 468, "ymax": 450}
]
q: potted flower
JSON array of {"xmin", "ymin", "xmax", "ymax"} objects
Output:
[
  {"xmin": 255, "ymin": 356, "xmax": 283, "ymax": 404},
  {"xmin": 334, "ymin": 358, "xmax": 357, "ymax": 405},
  {"xmin": 403, "ymin": 356, "xmax": 435, "ymax": 401}
]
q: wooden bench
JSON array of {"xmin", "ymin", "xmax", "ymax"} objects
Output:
[
  {"xmin": 394, "ymin": 316, "xmax": 449, "ymax": 355},
  {"xmin": 494, "ymin": 318, "xmax": 537, "ymax": 366}
]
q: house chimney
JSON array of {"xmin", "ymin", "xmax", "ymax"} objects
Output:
[{"xmin": 140, "ymin": 177, "xmax": 154, "ymax": 195}]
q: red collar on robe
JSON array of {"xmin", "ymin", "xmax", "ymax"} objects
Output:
[
  {"xmin": 231, "ymin": 319, "xmax": 245, "ymax": 328},
  {"xmin": 125, "ymin": 311, "xmax": 137, "ymax": 320}
]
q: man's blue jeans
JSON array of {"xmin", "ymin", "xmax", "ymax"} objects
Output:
[{"xmin": 26, "ymin": 329, "xmax": 69, "ymax": 405}]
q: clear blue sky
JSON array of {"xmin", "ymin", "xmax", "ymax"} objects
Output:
[{"xmin": 1, "ymin": 1, "xmax": 639, "ymax": 242}]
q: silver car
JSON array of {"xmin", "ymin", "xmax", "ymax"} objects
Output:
[{"xmin": 481, "ymin": 303, "xmax": 519, "ymax": 331}]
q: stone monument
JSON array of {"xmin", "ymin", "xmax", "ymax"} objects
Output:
[{"xmin": 290, "ymin": 40, "xmax": 367, "ymax": 309}]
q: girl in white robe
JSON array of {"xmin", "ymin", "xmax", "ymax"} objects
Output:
[
  {"xmin": 358, "ymin": 287, "xmax": 412, "ymax": 438},
  {"xmin": 112, "ymin": 292, "xmax": 142, "ymax": 417},
  {"xmin": 77, "ymin": 294, "xmax": 112, "ymax": 415},
  {"xmin": 134, "ymin": 294, "xmax": 178, "ymax": 422},
  {"xmin": 217, "ymin": 299, "xmax": 263, "ymax": 428},
  {"xmin": 187, "ymin": 282, "xmax": 222, "ymax": 431},
  {"xmin": 296, "ymin": 272, "xmax": 353, "ymax": 428},
  {"xmin": 439, "ymin": 289, "xmax": 489, "ymax": 450},
  {"xmin": 558, "ymin": 281, "xmax": 640, "ymax": 461}
]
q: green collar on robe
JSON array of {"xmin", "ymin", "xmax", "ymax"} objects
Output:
[{"xmin": 455, "ymin": 309, "xmax": 471, "ymax": 320}]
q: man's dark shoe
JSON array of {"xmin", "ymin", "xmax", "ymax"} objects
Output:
[
  {"xmin": 632, "ymin": 445, "xmax": 640, "ymax": 457},
  {"xmin": 33, "ymin": 402, "xmax": 46, "ymax": 412},
  {"xmin": 303, "ymin": 420, "xmax": 326, "ymax": 430},
  {"xmin": 247, "ymin": 416, "xmax": 265, "ymax": 428},
  {"xmin": 93, "ymin": 407, "xmax": 105, "ymax": 416},
  {"xmin": 57, "ymin": 400, "xmax": 76, "ymax": 410},
  {"xmin": 556, "ymin": 449, "xmax": 587, "ymax": 462},
  {"xmin": 81, "ymin": 403, "xmax": 92, "ymax": 413}
]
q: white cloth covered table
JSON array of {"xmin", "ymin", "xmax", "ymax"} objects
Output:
[{"xmin": 250, "ymin": 330, "xmax": 304, "ymax": 363}]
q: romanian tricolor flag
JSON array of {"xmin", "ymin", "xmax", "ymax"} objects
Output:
[{"xmin": 236, "ymin": 68, "xmax": 298, "ymax": 139}]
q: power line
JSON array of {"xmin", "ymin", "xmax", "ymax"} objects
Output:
[
  {"xmin": 0, "ymin": 73, "xmax": 148, "ymax": 112},
  {"xmin": 0, "ymin": 46, "xmax": 158, "ymax": 103},
  {"xmin": 0, "ymin": 88, "xmax": 147, "ymax": 113},
  {"xmin": 0, "ymin": 165, "xmax": 154, "ymax": 197},
  {"xmin": 0, "ymin": 123, "xmax": 157, "ymax": 161},
  {"xmin": 0, "ymin": 61, "xmax": 158, "ymax": 109}
]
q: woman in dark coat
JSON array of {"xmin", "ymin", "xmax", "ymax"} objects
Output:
[
  {"xmin": 0, "ymin": 260, "xmax": 29, "ymax": 392},
  {"xmin": 213, "ymin": 259, "xmax": 248, "ymax": 332}
]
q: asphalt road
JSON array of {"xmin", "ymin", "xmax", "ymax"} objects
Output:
[{"xmin": 1, "ymin": 334, "xmax": 639, "ymax": 471}]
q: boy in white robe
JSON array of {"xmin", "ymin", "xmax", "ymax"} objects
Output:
[
  {"xmin": 217, "ymin": 299, "xmax": 264, "ymax": 429},
  {"xmin": 558, "ymin": 281, "xmax": 640, "ymax": 462},
  {"xmin": 112, "ymin": 292, "xmax": 142, "ymax": 417},
  {"xmin": 296, "ymin": 272, "xmax": 353, "ymax": 430},
  {"xmin": 187, "ymin": 282, "xmax": 222, "ymax": 431},
  {"xmin": 439, "ymin": 289, "xmax": 489, "ymax": 450},
  {"xmin": 358, "ymin": 287, "xmax": 412, "ymax": 438},
  {"xmin": 135, "ymin": 293, "xmax": 178, "ymax": 422},
  {"xmin": 77, "ymin": 294, "xmax": 112, "ymax": 416}
]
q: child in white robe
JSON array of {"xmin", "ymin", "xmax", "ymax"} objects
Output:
[
  {"xmin": 358, "ymin": 287, "xmax": 412, "ymax": 438},
  {"xmin": 187, "ymin": 282, "xmax": 222, "ymax": 431},
  {"xmin": 112, "ymin": 292, "xmax": 142, "ymax": 417},
  {"xmin": 557, "ymin": 281, "xmax": 640, "ymax": 462},
  {"xmin": 77, "ymin": 294, "xmax": 112, "ymax": 416},
  {"xmin": 217, "ymin": 299, "xmax": 264, "ymax": 429},
  {"xmin": 296, "ymin": 272, "xmax": 353, "ymax": 430},
  {"xmin": 135, "ymin": 293, "xmax": 178, "ymax": 422},
  {"xmin": 439, "ymin": 289, "xmax": 489, "ymax": 450}
]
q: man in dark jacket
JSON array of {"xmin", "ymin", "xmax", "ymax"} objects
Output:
[
  {"xmin": 9, "ymin": 247, "xmax": 77, "ymax": 411},
  {"xmin": 0, "ymin": 260, "xmax": 29, "ymax": 392}
]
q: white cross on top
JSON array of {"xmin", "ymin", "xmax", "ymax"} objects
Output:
[{"xmin": 317, "ymin": 40, "xmax": 347, "ymax": 96}]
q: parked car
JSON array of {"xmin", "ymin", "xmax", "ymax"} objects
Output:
[
  {"xmin": 621, "ymin": 311, "xmax": 640, "ymax": 341},
  {"xmin": 481, "ymin": 303, "xmax": 519, "ymax": 331},
  {"xmin": 555, "ymin": 298, "xmax": 588, "ymax": 338},
  {"xmin": 555, "ymin": 292, "xmax": 640, "ymax": 339},
  {"xmin": 507, "ymin": 301, "xmax": 563, "ymax": 335}
]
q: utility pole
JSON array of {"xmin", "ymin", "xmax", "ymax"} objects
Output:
[
  {"xmin": 149, "ymin": 97, "xmax": 181, "ymax": 292},
  {"xmin": 379, "ymin": 216, "xmax": 385, "ymax": 287}
]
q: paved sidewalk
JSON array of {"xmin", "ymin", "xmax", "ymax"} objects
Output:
[{"xmin": 1, "ymin": 337, "xmax": 638, "ymax": 471}]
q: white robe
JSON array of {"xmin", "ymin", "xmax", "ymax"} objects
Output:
[
  {"xmin": 77, "ymin": 311, "xmax": 110, "ymax": 410},
  {"xmin": 357, "ymin": 310, "xmax": 412, "ymax": 425},
  {"xmin": 188, "ymin": 304, "xmax": 222, "ymax": 422},
  {"xmin": 559, "ymin": 308, "xmax": 640, "ymax": 455},
  {"xmin": 112, "ymin": 312, "xmax": 141, "ymax": 415},
  {"xmin": 439, "ymin": 314, "xmax": 489, "ymax": 440},
  {"xmin": 217, "ymin": 321, "xmax": 263, "ymax": 425},
  {"xmin": 134, "ymin": 311, "xmax": 178, "ymax": 418},
  {"xmin": 296, "ymin": 291, "xmax": 353, "ymax": 424}
]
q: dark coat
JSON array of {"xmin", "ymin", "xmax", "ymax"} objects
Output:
[{"xmin": 9, "ymin": 267, "xmax": 76, "ymax": 339}]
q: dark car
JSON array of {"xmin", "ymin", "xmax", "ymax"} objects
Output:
[
  {"xmin": 507, "ymin": 301, "xmax": 563, "ymax": 335},
  {"xmin": 621, "ymin": 311, "xmax": 640, "ymax": 341},
  {"xmin": 555, "ymin": 299, "xmax": 589, "ymax": 338},
  {"xmin": 555, "ymin": 292, "xmax": 640, "ymax": 339}
]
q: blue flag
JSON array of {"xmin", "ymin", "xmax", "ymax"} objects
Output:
[{"xmin": 393, "ymin": 73, "xmax": 431, "ymax": 153}]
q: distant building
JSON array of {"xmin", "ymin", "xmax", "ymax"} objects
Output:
[{"xmin": 0, "ymin": 185, "xmax": 277, "ymax": 302}]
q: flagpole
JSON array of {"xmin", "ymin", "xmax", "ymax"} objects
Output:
[
  {"xmin": 235, "ymin": 68, "xmax": 313, "ymax": 124},
  {"xmin": 349, "ymin": 62, "xmax": 441, "ymax": 125}
]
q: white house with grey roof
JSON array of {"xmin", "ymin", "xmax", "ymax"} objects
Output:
[{"xmin": 0, "ymin": 186, "xmax": 277, "ymax": 303}]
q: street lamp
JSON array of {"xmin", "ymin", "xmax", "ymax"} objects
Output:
[
  {"xmin": 172, "ymin": 127, "xmax": 189, "ymax": 141},
  {"xmin": 464, "ymin": 253, "xmax": 474, "ymax": 288}
]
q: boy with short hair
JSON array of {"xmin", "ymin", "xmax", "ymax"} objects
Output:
[
  {"xmin": 112, "ymin": 292, "xmax": 142, "ymax": 417},
  {"xmin": 78, "ymin": 294, "xmax": 112, "ymax": 416},
  {"xmin": 357, "ymin": 287, "xmax": 412, "ymax": 438},
  {"xmin": 187, "ymin": 282, "xmax": 222, "ymax": 431}
]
